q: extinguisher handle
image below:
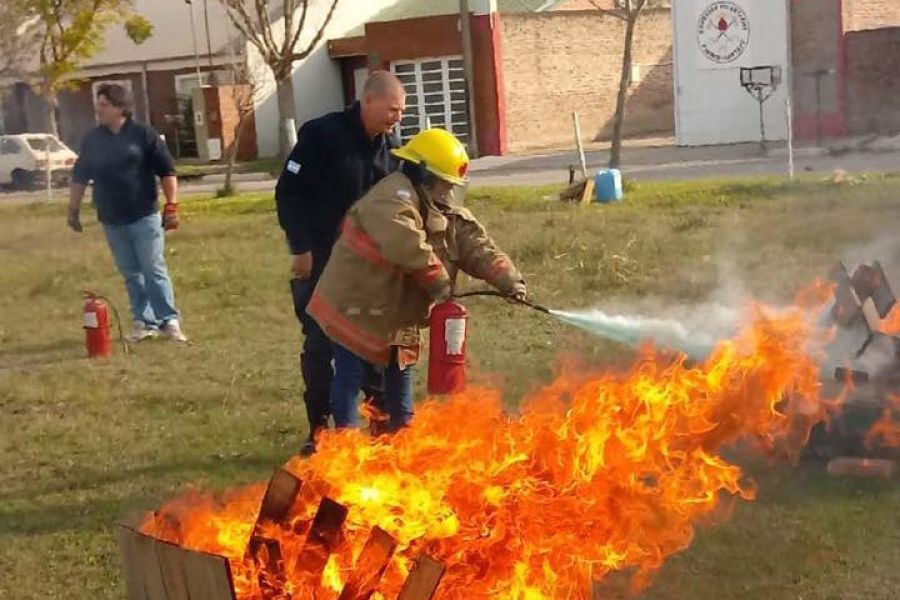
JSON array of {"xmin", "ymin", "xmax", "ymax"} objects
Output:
[{"xmin": 453, "ymin": 290, "xmax": 551, "ymax": 315}]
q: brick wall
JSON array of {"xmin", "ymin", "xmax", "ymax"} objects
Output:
[
  {"xmin": 551, "ymin": 0, "xmax": 615, "ymax": 9},
  {"xmin": 790, "ymin": 0, "xmax": 846, "ymax": 140},
  {"xmin": 550, "ymin": 0, "xmax": 673, "ymax": 9},
  {"xmin": 846, "ymin": 27, "xmax": 900, "ymax": 135},
  {"xmin": 499, "ymin": 9, "xmax": 673, "ymax": 153},
  {"xmin": 844, "ymin": 0, "xmax": 900, "ymax": 31},
  {"xmin": 204, "ymin": 85, "xmax": 258, "ymax": 161},
  {"xmin": 358, "ymin": 14, "xmax": 505, "ymax": 155}
]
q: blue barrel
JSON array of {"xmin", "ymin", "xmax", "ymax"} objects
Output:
[{"xmin": 594, "ymin": 169, "xmax": 624, "ymax": 203}]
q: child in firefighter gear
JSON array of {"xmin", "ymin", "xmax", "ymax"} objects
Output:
[{"xmin": 307, "ymin": 128, "xmax": 526, "ymax": 433}]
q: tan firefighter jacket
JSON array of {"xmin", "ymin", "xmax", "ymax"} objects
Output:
[{"xmin": 307, "ymin": 171, "xmax": 523, "ymax": 366}]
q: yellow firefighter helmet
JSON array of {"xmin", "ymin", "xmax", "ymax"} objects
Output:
[{"xmin": 392, "ymin": 128, "xmax": 470, "ymax": 186}]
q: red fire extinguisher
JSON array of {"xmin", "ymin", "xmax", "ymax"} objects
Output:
[
  {"xmin": 428, "ymin": 299, "xmax": 469, "ymax": 395},
  {"xmin": 83, "ymin": 292, "xmax": 113, "ymax": 358},
  {"xmin": 83, "ymin": 291, "xmax": 128, "ymax": 358}
]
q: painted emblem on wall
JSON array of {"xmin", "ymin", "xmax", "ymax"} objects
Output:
[{"xmin": 697, "ymin": 1, "xmax": 750, "ymax": 64}]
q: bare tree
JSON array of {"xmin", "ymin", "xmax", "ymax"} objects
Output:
[
  {"xmin": 217, "ymin": 0, "xmax": 340, "ymax": 157},
  {"xmin": 219, "ymin": 61, "xmax": 267, "ymax": 196},
  {"xmin": 590, "ymin": 0, "xmax": 652, "ymax": 169}
]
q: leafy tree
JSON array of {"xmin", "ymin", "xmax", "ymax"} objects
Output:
[{"xmin": 26, "ymin": 0, "xmax": 153, "ymax": 135}]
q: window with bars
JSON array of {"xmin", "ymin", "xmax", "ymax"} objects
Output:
[{"xmin": 392, "ymin": 57, "xmax": 471, "ymax": 145}]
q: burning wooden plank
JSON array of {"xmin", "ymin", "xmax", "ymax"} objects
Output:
[
  {"xmin": 117, "ymin": 524, "xmax": 154, "ymax": 600},
  {"xmin": 117, "ymin": 524, "xmax": 235, "ymax": 600},
  {"xmin": 396, "ymin": 554, "xmax": 446, "ymax": 600},
  {"xmin": 245, "ymin": 468, "xmax": 302, "ymax": 557},
  {"xmin": 861, "ymin": 297, "xmax": 882, "ymax": 334},
  {"xmin": 156, "ymin": 540, "xmax": 192, "ymax": 600},
  {"xmin": 180, "ymin": 548, "xmax": 237, "ymax": 600},
  {"xmin": 851, "ymin": 261, "xmax": 896, "ymax": 319},
  {"xmin": 260, "ymin": 469, "xmax": 303, "ymax": 521},
  {"xmin": 245, "ymin": 469, "xmax": 303, "ymax": 597},
  {"xmin": 337, "ymin": 527, "xmax": 398, "ymax": 600},
  {"xmin": 830, "ymin": 262, "xmax": 864, "ymax": 326},
  {"xmin": 834, "ymin": 367, "xmax": 870, "ymax": 384},
  {"xmin": 294, "ymin": 496, "xmax": 349, "ymax": 576},
  {"xmin": 827, "ymin": 457, "xmax": 896, "ymax": 478},
  {"xmin": 124, "ymin": 525, "xmax": 169, "ymax": 599}
]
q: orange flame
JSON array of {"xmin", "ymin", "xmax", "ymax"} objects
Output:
[
  {"xmin": 882, "ymin": 305, "xmax": 900, "ymax": 334},
  {"xmin": 865, "ymin": 395, "xmax": 900, "ymax": 450},
  {"xmin": 142, "ymin": 301, "xmax": 836, "ymax": 599}
]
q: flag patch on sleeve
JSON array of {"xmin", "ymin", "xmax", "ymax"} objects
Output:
[{"xmin": 286, "ymin": 160, "xmax": 301, "ymax": 174}]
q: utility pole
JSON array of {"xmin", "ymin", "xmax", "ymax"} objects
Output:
[
  {"xmin": 184, "ymin": 0, "xmax": 203, "ymax": 86},
  {"xmin": 203, "ymin": 0, "xmax": 214, "ymax": 70},
  {"xmin": 459, "ymin": 0, "xmax": 479, "ymax": 158}
]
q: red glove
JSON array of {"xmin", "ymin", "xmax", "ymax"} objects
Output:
[{"xmin": 163, "ymin": 202, "xmax": 180, "ymax": 231}]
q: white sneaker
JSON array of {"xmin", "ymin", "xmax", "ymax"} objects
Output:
[
  {"xmin": 126, "ymin": 321, "xmax": 159, "ymax": 343},
  {"xmin": 161, "ymin": 319, "xmax": 188, "ymax": 343}
]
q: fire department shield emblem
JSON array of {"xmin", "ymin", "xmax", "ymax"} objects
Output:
[{"xmin": 697, "ymin": 1, "xmax": 751, "ymax": 65}]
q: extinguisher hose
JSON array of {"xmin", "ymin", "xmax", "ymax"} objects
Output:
[
  {"xmin": 83, "ymin": 291, "xmax": 130, "ymax": 356},
  {"xmin": 453, "ymin": 290, "xmax": 552, "ymax": 315}
]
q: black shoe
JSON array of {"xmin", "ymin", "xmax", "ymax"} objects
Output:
[{"xmin": 299, "ymin": 439, "xmax": 316, "ymax": 457}]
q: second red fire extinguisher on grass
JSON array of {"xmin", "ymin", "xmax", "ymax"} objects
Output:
[
  {"xmin": 82, "ymin": 290, "xmax": 128, "ymax": 358},
  {"xmin": 83, "ymin": 292, "xmax": 112, "ymax": 358}
]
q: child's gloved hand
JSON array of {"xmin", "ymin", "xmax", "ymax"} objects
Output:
[{"xmin": 508, "ymin": 282, "xmax": 528, "ymax": 302}]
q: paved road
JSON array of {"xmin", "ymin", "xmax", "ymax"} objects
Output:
[
  {"xmin": 4, "ymin": 142, "xmax": 898, "ymax": 204},
  {"xmin": 468, "ymin": 142, "xmax": 900, "ymax": 186}
]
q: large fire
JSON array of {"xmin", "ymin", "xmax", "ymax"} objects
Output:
[{"xmin": 142, "ymin": 297, "xmax": 841, "ymax": 599}]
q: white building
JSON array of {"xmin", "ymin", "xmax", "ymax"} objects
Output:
[{"xmin": 672, "ymin": 0, "xmax": 790, "ymax": 146}]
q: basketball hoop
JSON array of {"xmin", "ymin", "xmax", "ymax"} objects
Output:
[{"xmin": 740, "ymin": 66, "xmax": 782, "ymax": 154}]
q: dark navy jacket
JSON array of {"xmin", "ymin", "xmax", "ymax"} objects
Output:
[
  {"xmin": 275, "ymin": 102, "xmax": 399, "ymax": 269},
  {"xmin": 73, "ymin": 119, "xmax": 176, "ymax": 225}
]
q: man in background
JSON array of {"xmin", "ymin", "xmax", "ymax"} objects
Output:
[{"xmin": 68, "ymin": 83, "xmax": 186, "ymax": 343}]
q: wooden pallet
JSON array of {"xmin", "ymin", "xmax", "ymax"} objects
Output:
[{"xmin": 119, "ymin": 468, "xmax": 445, "ymax": 600}]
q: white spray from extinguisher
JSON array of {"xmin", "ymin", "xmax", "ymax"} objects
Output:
[{"xmin": 548, "ymin": 308, "xmax": 731, "ymax": 360}]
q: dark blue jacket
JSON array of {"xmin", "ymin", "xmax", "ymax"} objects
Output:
[
  {"xmin": 275, "ymin": 102, "xmax": 399, "ymax": 267},
  {"xmin": 72, "ymin": 119, "xmax": 176, "ymax": 225}
]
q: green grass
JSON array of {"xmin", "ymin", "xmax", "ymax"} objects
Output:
[{"xmin": 1, "ymin": 174, "xmax": 899, "ymax": 599}]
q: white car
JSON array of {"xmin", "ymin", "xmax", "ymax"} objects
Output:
[{"xmin": 0, "ymin": 133, "xmax": 78, "ymax": 189}]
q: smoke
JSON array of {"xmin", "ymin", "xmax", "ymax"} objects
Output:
[
  {"xmin": 550, "ymin": 258, "xmax": 750, "ymax": 360},
  {"xmin": 551, "ymin": 243, "xmax": 899, "ymax": 382},
  {"xmin": 843, "ymin": 234, "xmax": 900, "ymax": 283}
]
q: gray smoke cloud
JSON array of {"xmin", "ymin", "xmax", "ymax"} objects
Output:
[{"xmin": 551, "ymin": 247, "xmax": 898, "ymax": 382}]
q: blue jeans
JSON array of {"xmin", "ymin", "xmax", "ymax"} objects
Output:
[
  {"xmin": 103, "ymin": 212, "xmax": 179, "ymax": 327},
  {"xmin": 331, "ymin": 344, "xmax": 414, "ymax": 432}
]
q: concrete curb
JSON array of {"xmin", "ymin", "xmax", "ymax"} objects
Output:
[{"xmin": 200, "ymin": 172, "xmax": 274, "ymax": 184}]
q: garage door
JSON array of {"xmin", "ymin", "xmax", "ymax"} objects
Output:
[{"xmin": 392, "ymin": 57, "xmax": 471, "ymax": 145}]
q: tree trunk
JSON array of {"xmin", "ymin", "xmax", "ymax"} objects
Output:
[
  {"xmin": 224, "ymin": 114, "xmax": 249, "ymax": 194},
  {"xmin": 276, "ymin": 72, "xmax": 297, "ymax": 158},
  {"xmin": 44, "ymin": 88, "xmax": 59, "ymax": 138},
  {"xmin": 608, "ymin": 13, "xmax": 638, "ymax": 169}
]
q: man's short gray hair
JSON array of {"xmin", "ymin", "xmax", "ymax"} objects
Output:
[{"xmin": 363, "ymin": 71, "xmax": 405, "ymax": 98}]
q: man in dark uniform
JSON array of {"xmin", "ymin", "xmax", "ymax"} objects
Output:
[{"xmin": 275, "ymin": 71, "xmax": 406, "ymax": 454}]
